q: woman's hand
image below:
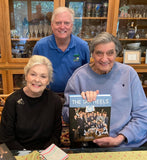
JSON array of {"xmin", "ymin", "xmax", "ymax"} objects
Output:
[
  {"xmin": 81, "ymin": 90, "xmax": 99, "ymax": 102},
  {"xmin": 93, "ymin": 135, "xmax": 126, "ymax": 147}
]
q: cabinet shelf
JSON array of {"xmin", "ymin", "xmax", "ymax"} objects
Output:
[
  {"xmin": 75, "ymin": 17, "xmax": 107, "ymax": 20},
  {"xmin": 143, "ymin": 85, "xmax": 147, "ymax": 88},
  {"xmin": 11, "ymin": 38, "xmax": 147, "ymax": 42},
  {"xmin": 118, "ymin": 18, "xmax": 147, "ymax": 20},
  {"xmin": 11, "ymin": 38, "xmax": 40, "ymax": 41},
  {"xmin": 119, "ymin": 39, "xmax": 147, "ymax": 41}
]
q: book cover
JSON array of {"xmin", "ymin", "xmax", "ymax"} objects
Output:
[{"xmin": 69, "ymin": 94, "xmax": 111, "ymax": 145}]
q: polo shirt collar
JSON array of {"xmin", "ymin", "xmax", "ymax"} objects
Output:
[{"xmin": 48, "ymin": 34, "xmax": 75, "ymax": 52}]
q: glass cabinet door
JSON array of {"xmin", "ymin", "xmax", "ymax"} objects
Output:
[
  {"xmin": 65, "ymin": 0, "xmax": 109, "ymax": 41},
  {"xmin": 9, "ymin": 0, "xmax": 54, "ymax": 59},
  {"xmin": 116, "ymin": 0, "xmax": 147, "ymax": 58},
  {"xmin": 7, "ymin": 70, "xmax": 25, "ymax": 93}
]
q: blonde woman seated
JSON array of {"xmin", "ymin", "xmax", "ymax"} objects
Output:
[{"xmin": 0, "ymin": 55, "xmax": 62, "ymax": 150}]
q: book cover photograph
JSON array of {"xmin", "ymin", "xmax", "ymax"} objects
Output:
[{"xmin": 69, "ymin": 94, "xmax": 111, "ymax": 144}]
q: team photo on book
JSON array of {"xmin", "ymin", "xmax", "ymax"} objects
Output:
[{"xmin": 69, "ymin": 94, "xmax": 111, "ymax": 144}]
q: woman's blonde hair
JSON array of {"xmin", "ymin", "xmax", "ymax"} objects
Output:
[{"xmin": 24, "ymin": 55, "xmax": 53, "ymax": 82}]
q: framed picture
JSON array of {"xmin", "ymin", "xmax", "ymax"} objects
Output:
[
  {"xmin": 123, "ymin": 50, "xmax": 141, "ymax": 64},
  {"xmin": 145, "ymin": 49, "xmax": 147, "ymax": 64}
]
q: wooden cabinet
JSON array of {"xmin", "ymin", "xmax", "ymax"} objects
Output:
[{"xmin": 0, "ymin": 0, "xmax": 147, "ymax": 95}]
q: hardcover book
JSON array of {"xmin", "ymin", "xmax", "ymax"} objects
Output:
[{"xmin": 69, "ymin": 94, "xmax": 111, "ymax": 146}]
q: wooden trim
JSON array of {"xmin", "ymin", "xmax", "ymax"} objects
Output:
[
  {"xmin": 54, "ymin": 0, "xmax": 60, "ymax": 8},
  {"xmin": 111, "ymin": 0, "xmax": 120, "ymax": 36},
  {"xmin": 59, "ymin": 0, "xmax": 65, "ymax": 7},
  {"xmin": 0, "ymin": 1, "xmax": 6, "ymax": 62},
  {"xmin": 0, "ymin": 70, "xmax": 8, "ymax": 94},
  {"xmin": 3, "ymin": 0, "xmax": 12, "ymax": 63},
  {"xmin": 106, "ymin": 0, "xmax": 114, "ymax": 33}
]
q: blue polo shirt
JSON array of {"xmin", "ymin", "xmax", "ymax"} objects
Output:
[{"xmin": 33, "ymin": 34, "xmax": 90, "ymax": 92}]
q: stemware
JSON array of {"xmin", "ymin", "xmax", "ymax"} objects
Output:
[
  {"xmin": 38, "ymin": 23, "xmax": 43, "ymax": 38},
  {"xmin": 129, "ymin": 5, "xmax": 135, "ymax": 18},
  {"xmin": 23, "ymin": 25, "xmax": 28, "ymax": 38},
  {"xmin": 90, "ymin": 25, "xmax": 96, "ymax": 38},
  {"xmin": 134, "ymin": 5, "xmax": 140, "ymax": 18},
  {"xmin": 34, "ymin": 24, "xmax": 39, "ymax": 38},
  {"xmin": 29, "ymin": 24, "xmax": 34, "ymax": 38},
  {"xmin": 43, "ymin": 23, "xmax": 49, "ymax": 37},
  {"xmin": 141, "ymin": 5, "xmax": 146, "ymax": 18}
]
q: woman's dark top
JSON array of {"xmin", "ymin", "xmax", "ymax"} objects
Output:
[{"xmin": 0, "ymin": 88, "xmax": 62, "ymax": 150}]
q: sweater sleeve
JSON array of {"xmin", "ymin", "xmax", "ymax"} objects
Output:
[
  {"xmin": 0, "ymin": 97, "xmax": 25, "ymax": 150},
  {"xmin": 62, "ymin": 74, "xmax": 81, "ymax": 123},
  {"xmin": 119, "ymin": 73, "xmax": 147, "ymax": 145}
]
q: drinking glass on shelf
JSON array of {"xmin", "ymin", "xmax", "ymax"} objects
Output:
[
  {"xmin": 129, "ymin": 5, "xmax": 135, "ymax": 18},
  {"xmin": 118, "ymin": 29, "xmax": 127, "ymax": 39},
  {"xmin": 90, "ymin": 25, "xmax": 96, "ymax": 38},
  {"xmin": 95, "ymin": 4, "xmax": 101, "ymax": 17},
  {"xmin": 38, "ymin": 23, "xmax": 43, "ymax": 38},
  {"xmin": 23, "ymin": 25, "xmax": 28, "ymax": 38},
  {"xmin": 134, "ymin": 5, "xmax": 141, "ymax": 18},
  {"xmin": 43, "ymin": 23, "xmax": 49, "ymax": 37},
  {"xmin": 121, "ymin": 0, "xmax": 127, "ymax": 6},
  {"xmin": 142, "ymin": 5, "xmax": 147, "ymax": 18},
  {"xmin": 86, "ymin": 3, "xmax": 92, "ymax": 17},
  {"xmin": 96, "ymin": 25, "xmax": 101, "ymax": 35},
  {"xmin": 29, "ymin": 24, "xmax": 34, "ymax": 38},
  {"xmin": 34, "ymin": 24, "xmax": 39, "ymax": 38}
]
